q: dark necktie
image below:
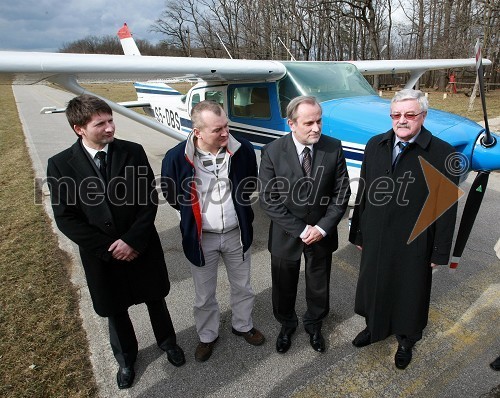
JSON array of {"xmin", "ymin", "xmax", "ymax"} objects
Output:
[
  {"xmin": 95, "ymin": 151, "xmax": 107, "ymax": 182},
  {"xmin": 392, "ymin": 141, "xmax": 409, "ymax": 171},
  {"xmin": 302, "ymin": 147, "xmax": 312, "ymax": 177}
]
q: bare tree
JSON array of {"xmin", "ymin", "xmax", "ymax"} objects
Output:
[
  {"xmin": 60, "ymin": 35, "xmax": 122, "ymax": 54},
  {"xmin": 145, "ymin": 0, "xmax": 498, "ymax": 85}
]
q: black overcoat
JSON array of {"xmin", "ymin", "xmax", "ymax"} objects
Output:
[
  {"xmin": 47, "ymin": 138, "xmax": 169, "ymax": 316},
  {"xmin": 349, "ymin": 127, "xmax": 458, "ymax": 341}
]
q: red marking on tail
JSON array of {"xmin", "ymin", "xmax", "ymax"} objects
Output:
[{"xmin": 117, "ymin": 23, "xmax": 132, "ymax": 39}]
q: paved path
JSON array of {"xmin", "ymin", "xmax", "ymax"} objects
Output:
[{"xmin": 14, "ymin": 84, "xmax": 500, "ymax": 397}]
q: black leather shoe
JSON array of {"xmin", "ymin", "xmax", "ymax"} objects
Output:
[
  {"xmin": 276, "ymin": 327, "xmax": 296, "ymax": 354},
  {"xmin": 490, "ymin": 356, "xmax": 500, "ymax": 371},
  {"xmin": 307, "ymin": 328, "xmax": 326, "ymax": 352},
  {"xmin": 117, "ymin": 365, "xmax": 135, "ymax": 389},
  {"xmin": 352, "ymin": 328, "xmax": 371, "ymax": 348},
  {"xmin": 394, "ymin": 345, "xmax": 412, "ymax": 369},
  {"xmin": 165, "ymin": 344, "xmax": 186, "ymax": 367}
]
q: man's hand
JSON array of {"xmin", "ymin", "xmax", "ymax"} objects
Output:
[
  {"xmin": 302, "ymin": 225, "xmax": 324, "ymax": 245},
  {"xmin": 109, "ymin": 239, "xmax": 139, "ymax": 262}
]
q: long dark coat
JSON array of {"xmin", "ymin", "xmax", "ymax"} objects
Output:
[
  {"xmin": 47, "ymin": 138, "xmax": 169, "ymax": 316},
  {"xmin": 349, "ymin": 127, "xmax": 458, "ymax": 342}
]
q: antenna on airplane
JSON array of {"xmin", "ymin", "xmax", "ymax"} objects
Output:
[
  {"xmin": 215, "ymin": 32, "xmax": 233, "ymax": 59},
  {"xmin": 278, "ymin": 37, "xmax": 296, "ymax": 61},
  {"xmin": 450, "ymin": 39, "xmax": 496, "ymax": 270}
]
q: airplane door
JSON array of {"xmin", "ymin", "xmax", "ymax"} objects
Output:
[{"xmin": 227, "ymin": 83, "xmax": 287, "ymax": 148}]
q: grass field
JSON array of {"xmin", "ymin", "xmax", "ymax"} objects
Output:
[
  {"xmin": 0, "ymin": 85, "xmax": 97, "ymax": 397},
  {"xmin": 1, "ymin": 82, "xmax": 499, "ymax": 398}
]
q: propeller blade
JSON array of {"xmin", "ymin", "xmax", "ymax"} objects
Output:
[
  {"xmin": 451, "ymin": 40, "xmax": 497, "ymax": 270},
  {"xmin": 474, "ymin": 39, "xmax": 495, "ymax": 147},
  {"xmin": 450, "ymin": 171, "xmax": 489, "ymax": 269}
]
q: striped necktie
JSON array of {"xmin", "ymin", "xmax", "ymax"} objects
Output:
[{"xmin": 302, "ymin": 147, "xmax": 312, "ymax": 177}]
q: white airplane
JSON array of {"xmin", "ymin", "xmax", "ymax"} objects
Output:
[{"xmin": 0, "ymin": 23, "xmax": 498, "ymax": 269}]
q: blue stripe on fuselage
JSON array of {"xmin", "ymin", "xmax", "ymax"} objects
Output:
[{"xmin": 135, "ymin": 88, "xmax": 182, "ymax": 96}]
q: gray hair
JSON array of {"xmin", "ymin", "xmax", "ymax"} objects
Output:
[
  {"xmin": 391, "ymin": 89, "xmax": 429, "ymax": 112},
  {"xmin": 286, "ymin": 95, "xmax": 321, "ymax": 122}
]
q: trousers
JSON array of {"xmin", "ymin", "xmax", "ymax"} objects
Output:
[
  {"xmin": 271, "ymin": 245, "xmax": 332, "ymax": 333},
  {"xmin": 190, "ymin": 227, "xmax": 255, "ymax": 343},
  {"xmin": 108, "ymin": 298, "xmax": 176, "ymax": 367}
]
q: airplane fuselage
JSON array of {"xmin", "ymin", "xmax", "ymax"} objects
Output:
[{"xmin": 134, "ymin": 61, "xmax": 500, "ymax": 188}]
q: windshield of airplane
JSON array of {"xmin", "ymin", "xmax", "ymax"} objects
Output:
[{"xmin": 278, "ymin": 62, "xmax": 377, "ymax": 115}]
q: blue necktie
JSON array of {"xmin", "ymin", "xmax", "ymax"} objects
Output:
[{"xmin": 392, "ymin": 141, "xmax": 408, "ymax": 170}]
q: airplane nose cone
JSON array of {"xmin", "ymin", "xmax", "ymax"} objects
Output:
[{"xmin": 471, "ymin": 132, "xmax": 500, "ymax": 171}]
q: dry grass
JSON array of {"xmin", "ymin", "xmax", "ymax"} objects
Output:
[
  {"xmin": 407, "ymin": 89, "xmax": 500, "ymax": 122},
  {"xmin": 0, "ymin": 85, "xmax": 97, "ymax": 398}
]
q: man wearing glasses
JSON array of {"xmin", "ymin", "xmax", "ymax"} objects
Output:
[{"xmin": 349, "ymin": 89, "xmax": 458, "ymax": 369}]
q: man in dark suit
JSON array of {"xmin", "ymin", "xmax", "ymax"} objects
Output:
[
  {"xmin": 46, "ymin": 94, "xmax": 185, "ymax": 389},
  {"xmin": 259, "ymin": 95, "xmax": 350, "ymax": 354}
]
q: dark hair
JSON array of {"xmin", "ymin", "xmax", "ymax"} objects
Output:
[
  {"xmin": 65, "ymin": 94, "xmax": 113, "ymax": 134},
  {"xmin": 191, "ymin": 100, "xmax": 224, "ymax": 130}
]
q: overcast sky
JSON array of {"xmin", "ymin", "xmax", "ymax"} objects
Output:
[{"xmin": 0, "ymin": 0, "xmax": 166, "ymax": 52}]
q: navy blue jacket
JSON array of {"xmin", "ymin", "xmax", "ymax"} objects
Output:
[{"xmin": 161, "ymin": 134, "xmax": 257, "ymax": 266}]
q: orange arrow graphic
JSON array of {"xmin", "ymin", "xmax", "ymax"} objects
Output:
[{"xmin": 408, "ymin": 156, "xmax": 465, "ymax": 244}]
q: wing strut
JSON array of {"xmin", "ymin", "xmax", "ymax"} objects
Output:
[{"xmin": 48, "ymin": 75, "xmax": 187, "ymax": 142}]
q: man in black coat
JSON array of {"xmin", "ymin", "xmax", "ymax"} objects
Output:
[
  {"xmin": 259, "ymin": 96, "xmax": 351, "ymax": 354},
  {"xmin": 349, "ymin": 89, "xmax": 458, "ymax": 370},
  {"xmin": 46, "ymin": 94, "xmax": 185, "ymax": 389}
]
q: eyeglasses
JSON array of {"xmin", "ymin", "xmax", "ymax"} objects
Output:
[{"xmin": 389, "ymin": 111, "xmax": 424, "ymax": 120}]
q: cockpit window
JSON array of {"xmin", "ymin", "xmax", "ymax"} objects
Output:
[
  {"xmin": 191, "ymin": 93, "xmax": 201, "ymax": 108},
  {"xmin": 278, "ymin": 62, "xmax": 377, "ymax": 116}
]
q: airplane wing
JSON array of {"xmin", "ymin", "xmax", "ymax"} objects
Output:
[
  {"xmin": 0, "ymin": 51, "xmax": 490, "ymax": 87},
  {"xmin": 0, "ymin": 51, "xmax": 287, "ymax": 84},
  {"xmin": 349, "ymin": 58, "xmax": 492, "ymax": 89},
  {"xmin": 0, "ymin": 51, "xmax": 290, "ymax": 142},
  {"xmin": 349, "ymin": 58, "xmax": 491, "ymax": 74}
]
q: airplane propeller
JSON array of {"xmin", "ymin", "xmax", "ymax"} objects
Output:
[{"xmin": 450, "ymin": 39, "xmax": 497, "ymax": 269}]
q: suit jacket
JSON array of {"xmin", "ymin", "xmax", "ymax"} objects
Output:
[
  {"xmin": 259, "ymin": 133, "xmax": 351, "ymax": 260},
  {"xmin": 46, "ymin": 138, "xmax": 169, "ymax": 316}
]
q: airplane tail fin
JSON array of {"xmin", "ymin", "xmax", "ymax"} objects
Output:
[
  {"xmin": 117, "ymin": 23, "xmax": 183, "ymax": 118},
  {"xmin": 118, "ymin": 23, "xmax": 141, "ymax": 56}
]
